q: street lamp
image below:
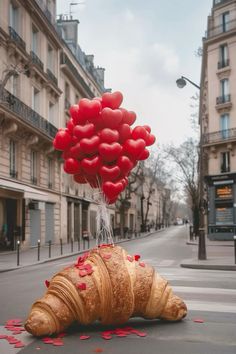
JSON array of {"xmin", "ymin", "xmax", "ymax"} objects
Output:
[{"xmin": 176, "ymin": 75, "xmax": 206, "ymax": 260}]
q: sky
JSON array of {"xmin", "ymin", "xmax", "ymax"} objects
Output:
[{"xmin": 57, "ymin": 0, "xmax": 213, "ymax": 146}]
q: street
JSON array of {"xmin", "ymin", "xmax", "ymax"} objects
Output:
[{"xmin": 0, "ymin": 226, "xmax": 235, "ymax": 353}]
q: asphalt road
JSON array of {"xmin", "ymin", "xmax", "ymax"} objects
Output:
[{"xmin": 0, "ymin": 226, "xmax": 235, "ymax": 354}]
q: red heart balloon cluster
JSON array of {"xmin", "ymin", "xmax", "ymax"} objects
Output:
[{"xmin": 53, "ymin": 91, "xmax": 156, "ymax": 204}]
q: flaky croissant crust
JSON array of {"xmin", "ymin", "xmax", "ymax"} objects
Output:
[{"xmin": 25, "ymin": 245, "xmax": 187, "ymax": 336}]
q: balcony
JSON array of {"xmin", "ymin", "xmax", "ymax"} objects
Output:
[
  {"xmin": 203, "ymin": 127, "xmax": 236, "ymax": 145},
  {"xmin": 47, "ymin": 68, "xmax": 58, "ymax": 86},
  {"xmin": 8, "ymin": 26, "xmax": 26, "ymax": 51},
  {"xmin": 216, "ymin": 94, "xmax": 231, "ymax": 105},
  {"xmin": 218, "ymin": 59, "xmax": 230, "ymax": 69},
  {"xmin": 30, "ymin": 51, "xmax": 44, "ymax": 71},
  {"xmin": 207, "ymin": 19, "xmax": 236, "ymax": 39},
  {"xmin": 0, "ymin": 88, "xmax": 57, "ymax": 139}
]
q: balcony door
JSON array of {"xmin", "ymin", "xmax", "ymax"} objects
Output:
[
  {"xmin": 220, "ymin": 113, "xmax": 229, "ymax": 139},
  {"xmin": 221, "ymin": 12, "xmax": 230, "ymax": 32},
  {"xmin": 9, "ymin": 2, "xmax": 19, "ymax": 32},
  {"xmin": 220, "ymin": 78, "xmax": 229, "ymax": 102}
]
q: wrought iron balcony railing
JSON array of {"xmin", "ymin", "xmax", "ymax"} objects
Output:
[
  {"xmin": 203, "ymin": 127, "xmax": 236, "ymax": 144},
  {"xmin": 0, "ymin": 88, "xmax": 57, "ymax": 139},
  {"xmin": 8, "ymin": 26, "xmax": 26, "ymax": 50},
  {"xmin": 30, "ymin": 51, "xmax": 44, "ymax": 71},
  {"xmin": 207, "ymin": 19, "xmax": 236, "ymax": 38},
  {"xmin": 218, "ymin": 59, "xmax": 230, "ymax": 69},
  {"xmin": 10, "ymin": 169, "xmax": 18, "ymax": 179},
  {"xmin": 47, "ymin": 68, "xmax": 58, "ymax": 86},
  {"xmin": 216, "ymin": 94, "xmax": 231, "ymax": 105}
]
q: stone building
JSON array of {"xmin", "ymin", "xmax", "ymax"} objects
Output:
[
  {"xmin": 200, "ymin": 0, "xmax": 236, "ymax": 240},
  {"xmin": 0, "ymin": 0, "xmax": 112, "ymax": 251}
]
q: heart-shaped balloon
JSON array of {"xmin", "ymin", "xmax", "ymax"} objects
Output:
[
  {"xmin": 117, "ymin": 155, "xmax": 133, "ymax": 175},
  {"xmin": 69, "ymin": 105, "xmax": 87, "ymax": 125},
  {"xmin": 99, "ymin": 128, "xmax": 119, "ymax": 143},
  {"xmin": 100, "ymin": 165, "xmax": 121, "ymax": 182},
  {"xmin": 123, "ymin": 139, "xmax": 146, "ymax": 160},
  {"xmin": 79, "ymin": 98, "xmax": 101, "ymax": 120},
  {"xmin": 101, "ymin": 107, "xmax": 123, "ymax": 129},
  {"xmin": 74, "ymin": 173, "xmax": 87, "ymax": 184},
  {"xmin": 81, "ymin": 156, "xmax": 101, "ymax": 175},
  {"xmin": 66, "ymin": 118, "xmax": 74, "ymax": 134},
  {"xmin": 70, "ymin": 143, "xmax": 85, "ymax": 160},
  {"xmin": 64, "ymin": 158, "xmax": 81, "ymax": 174},
  {"xmin": 102, "ymin": 181, "xmax": 124, "ymax": 200},
  {"xmin": 131, "ymin": 126, "xmax": 148, "ymax": 141},
  {"xmin": 143, "ymin": 125, "xmax": 151, "ymax": 133},
  {"xmin": 73, "ymin": 123, "xmax": 95, "ymax": 140},
  {"xmin": 99, "ymin": 142, "xmax": 122, "ymax": 162},
  {"xmin": 118, "ymin": 124, "xmax": 131, "ymax": 143},
  {"xmin": 138, "ymin": 149, "xmax": 150, "ymax": 160},
  {"xmin": 120, "ymin": 109, "xmax": 136, "ymax": 126},
  {"xmin": 146, "ymin": 133, "xmax": 156, "ymax": 146},
  {"xmin": 53, "ymin": 130, "xmax": 72, "ymax": 151},
  {"xmin": 101, "ymin": 91, "xmax": 123, "ymax": 109},
  {"xmin": 80, "ymin": 136, "xmax": 100, "ymax": 155}
]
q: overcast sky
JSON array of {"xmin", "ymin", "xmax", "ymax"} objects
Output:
[{"xmin": 57, "ymin": 0, "xmax": 213, "ymax": 145}]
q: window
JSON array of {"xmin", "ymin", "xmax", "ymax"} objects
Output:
[
  {"xmin": 218, "ymin": 78, "xmax": 230, "ymax": 104},
  {"xmin": 220, "ymin": 151, "xmax": 230, "ymax": 173},
  {"xmin": 9, "ymin": 2, "xmax": 19, "ymax": 32},
  {"xmin": 47, "ymin": 44, "xmax": 54, "ymax": 72},
  {"xmin": 9, "ymin": 140, "xmax": 17, "ymax": 178},
  {"xmin": 30, "ymin": 150, "xmax": 38, "ymax": 184},
  {"xmin": 9, "ymin": 74, "xmax": 19, "ymax": 97},
  {"xmin": 31, "ymin": 26, "xmax": 39, "ymax": 54},
  {"xmin": 32, "ymin": 87, "xmax": 40, "ymax": 113},
  {"xmin": 48, "ymin": 102, "xmax": 55, "ymax": 124},
  {"xmin": 221, "ymin": 12, "xmax": 230, "ymax": 32},
  {"xmin": 220, "ymin": 113, "xmax": 229, "ymax": 138},
  {"xmin": 48, "ymin": 158, "xmax": 53, "ymax": 188},
  {"xmin": 219, "ymin": 44, "xmax": 228, "ymax": 68},
  {"xmin": 65, "ymin": 82, "xmax": 70, "ymax": 109}
]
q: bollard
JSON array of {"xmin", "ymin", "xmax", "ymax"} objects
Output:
[
  {"xmin": 48, "ymin": 240, "xmax": 51, "ymax": 258},
  {"xmin": 37, "ymin": 239, "xmax": 41, "ymax": 261},
  {"xmin": 17, "ymin": 240, "xmax": 20, "ymax": 266},
  {"xmin": 198, "ymin": 228, "xmax": 207, "ymax": 260},
  {"xmin": 60, "ymin": 238, "xmax": 63, "ymax": 255},
  {"xmin": 234, "ymin": 236, "xmax": 236, "ymax": 264},
  {"xmin": 71, "ymin": 238, "xmax": 73, "ymax": 253}
]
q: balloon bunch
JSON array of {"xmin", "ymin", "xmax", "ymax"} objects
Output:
[{"xmin": 53, "ymin": 91, "xmax": 156, "ymax": 204}]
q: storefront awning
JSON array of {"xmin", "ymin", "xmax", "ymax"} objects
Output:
[{"xmin": 0, "ymin": 178, "xmax": 48, "ymax": 201}]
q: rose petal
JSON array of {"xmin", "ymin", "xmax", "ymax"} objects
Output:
[
  {"xmin": 0, "ymin": 335, "xmax": 7, "ymax": 339},
  {"xmin": 94, "ymin": 348, "xmax": 104, "ymax": 353},
  {"xmin": 134, "ymin": 255, "xmax": 141, "ymax": 261},
  {"xmin": 86, "ymin": 269, "xmax": 94, "ymax": 275},
  {"xmin": 14, "ymin": 342, "xmax": 25, "ymax": 348},
  {"xmin": 103, "ymin": 253, "xmax": 112, "ymax": 260},
  {"xmin": 77, "ymin": 283, "xmax": 86, "ymax": 290},
  {"xmin": 193, "ymin": 318, "xmax": 204, "ymax": 323},
  {"xmin": 45, "ymin": 280, "xmax": 50, "ymax": 288},
  {"xmin": 101, "ymin": 335, "xmax": 112, "ymax": 340},
  {"xmin": 127, "ymin": 255, "xmax": 133, "ymax": 262},
  {"xmin": 139, "ymin": 262, "xmax": 145, "ymax": 267},
  {"xmin": 79, "ymin": 270, "xmax": 87, "ymax": 277},
  {"xmin": 80, "ymin": 335, "xmax": 90, "ymax": 340}
]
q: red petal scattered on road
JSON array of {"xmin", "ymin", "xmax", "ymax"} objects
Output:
[
  {"xmin": 53, "ymin": 341, "xmax": 64, "ymax": 346},
  {"xmin": 80, "ymin": 335, "xmax": 91, "ymax": 340},
  {"xmin": 193, "ymin": 318, "xmax": 204, "ymax": 323},
  {"xmin": 0, "ymin": 335, "xmax": 7, "ymax": 339},
  {"xmin": 94, "ymin": 348, "xmax": 103, "ymax": 353},
  {"xmin": 101, "ymin": 335, "xmax": 112, "ymax": 340},
  {"xmin": 14, "ymin": 342, "xmax": 25, "ymax": 348}
]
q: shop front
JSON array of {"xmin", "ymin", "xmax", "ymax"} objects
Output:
[{"xmin": 206, "ymin": 173, "xmax": 236, "ymax": 240}]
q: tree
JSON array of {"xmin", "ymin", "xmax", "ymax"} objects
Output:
[{"xmin": 165, "ymin": 138, "xmax": 200, "ymax": 236}]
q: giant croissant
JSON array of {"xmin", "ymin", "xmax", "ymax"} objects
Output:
[{"xmin": 25, "ymin": 245, "xmax": 187, "ymax": 336}]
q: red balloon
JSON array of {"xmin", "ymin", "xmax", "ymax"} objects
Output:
[
  {"xmin": 64, "ymin": 158, "xmax": 81, "ymax": 174},
  {"xmin": 131, "ymin": 126, "xmax": 148, "ymax": 141},
  {"xmin": 146, "ymin": 133, "xmax": 156, "ymax": 146},
  {"xmin": 100, "ymin": 165, "xmax": 121, "ymax": 182},
  {"xmin": 86, "ymin": 175, "xmax": 100, "ymax": 188},
  {"xmin": 101, "ymin": 91, "xmax": 123, "ymax": 109},
  {"xmin": 99, "ymin": 142, "xmax": 122, "ymax": 163},
  {"xmin": 99, "ymin": 128, "xmax": 119, "ymax": 143},
  {"xmin": 81, "ymin": 156, "xmax": 101, "ymax": 175},
  {"xmin": 53, "ymin": 130, "xmax": 72, "ymax": 151},
  {"xmin": 143, "ymin": 125, "xmax": 151, "ymax": 133},
  {"xmin": 74, "ymin": 174, "xmax": 87, "ymax": 184},
  {"xmin": 117, "ymin": 156, "xmax": 133, "ymax": 175},
  {"xmin": 70, "ymin": 143, "xmax": 84, "ymax": 160},
  {"xmin": 118, "ymin": 124, "xmax": 131, "ymax": 144},
  {"xmin": 80, "ymin": 136, "xmax": 100, "ymax": 155},
  {"xmin": 120, "ymin": 108, "xmax": 136, "ymax": 126},
  {"xmin": 73, "ymin": 123, "xmax": 95, "ymax": 140},
  {"xmin": 123, "ymin": 139, "xmax": 146, "ymax": 160},
  {"xmin": 79, "ymin": 98, "xmax": 101, "ymax": 120},
  {"xmin": 66, "ymin": 118, "xmax": 74, "ymax": 134},
  {"xmin": 138, "ymin": 149, "xmax": 150, "ymax": 160},
  {"xmin": 69, "ymin": 104, "xmax": 79, "ymax": 122},
  {"xmin": 102, "ymin": 181, "xmax": 124, "ymax": 200},
  {"xmin": 101, "ymin": 107, "xmax": 123, "ymax": 129}
]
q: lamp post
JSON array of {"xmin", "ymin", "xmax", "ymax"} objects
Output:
[{"xmin": 176, "ymin": 75, "xmax": 206, "ymax": 260}]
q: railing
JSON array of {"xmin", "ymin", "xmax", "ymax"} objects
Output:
[
  {"xmin": 47, "ymin": 68, "xmax": 58, "ymax": 86},
  {"xmin": 203, "ymin": 127, "xmax": 236, "ymax": 144},
  {"xmin": 218, "ymin": 59, "xmax": 230, "ymax": 69},
  {"xmin": 8, "ymin": 26, "xmax": 26, "ymax": 50},
  {"xmin": 207, "ymin": 19, "xmax": 236, "ymax": 38},
  {"xmin": 216, "ymin": 94, "xmax": 231, "ymax": 105},
  {"xmin": 31, "ymin": 177, "xmax": 38, "ymax": 185},
  {"xmin": 0, "ymin": 88, "xmax": 57, "ymax": 139},
  {"xmin": 30, "ymin": 51, "xmax": 44, "ymax": 71},
  {"xmin": 10, "ymin": 169, "xmax": 18, "ymax": 179},
  {"xmin": 60, "ymin": 52, "xmax": 94, "ymax": 97}
]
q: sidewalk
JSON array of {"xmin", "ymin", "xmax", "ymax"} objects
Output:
[
  {"xmin": 0, "ymin": 231, "xmax": 154, "ymax": 273},
  {"xmin": 181, "ymin": 235, "xmax": 236, "ymax": 271}
]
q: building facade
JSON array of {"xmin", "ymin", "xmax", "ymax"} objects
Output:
[{"xmin": 200, "ymin": 0, "xmax": 236, "ymax": 240}]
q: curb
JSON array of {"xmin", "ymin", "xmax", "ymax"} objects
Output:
[
  {"xmin": 0, "ymin": 229, "xmax": 163, "ymax": 273},
  {"xmin": 181, "ymin": 263, "xmax": 236, "ymax": 271}
]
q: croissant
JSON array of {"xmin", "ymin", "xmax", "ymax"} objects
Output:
[{"xmin": 25, "ymin": 245, "xmax": 187, "ymax": 336}]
